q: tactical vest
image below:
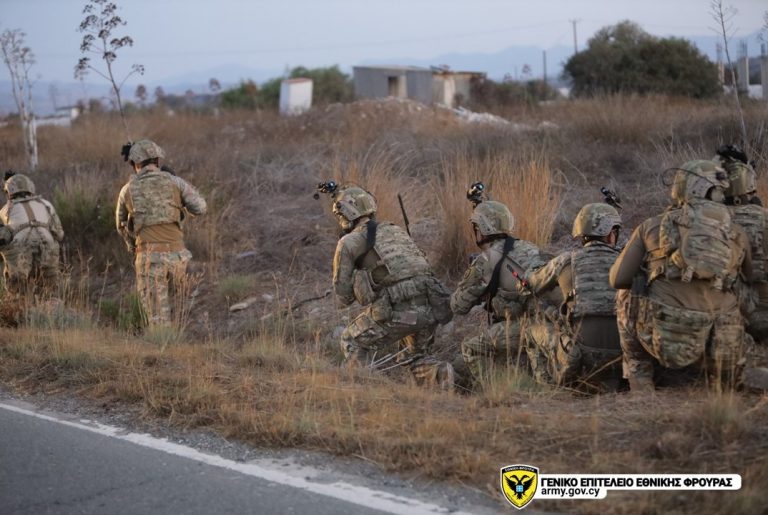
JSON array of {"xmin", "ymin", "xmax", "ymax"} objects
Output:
[
  {"xmin": 658, "ymin": 199, "xmax": 736, "ymax": 290},
  {"xmin": 568, "ymin": 242, "xmax": 619, "ymax": 318},
  {"xmin": 2, "ymin": 196, "xmax": 53, "ymax": 236},
  {"xmin": 366, "ymin": 222, "xmax": 431, "ymax": 287},
  {"xmin": 482, "ymin": 238, "xmax": 544, "ymax": 319},
  {"xmin": 127, "ymin": 170, "xmax": 181, "ymax": 233},
  {"xmin": 729, "ymin": 204, "xmax": 767, "ymax": 282}
]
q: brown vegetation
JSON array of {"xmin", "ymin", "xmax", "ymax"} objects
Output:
[{"xmin": 1, "ymin": 94, "xmax": 767, "ymax": 512}]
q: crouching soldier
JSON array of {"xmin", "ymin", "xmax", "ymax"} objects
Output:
[
  {"xmin": 610, "ymin": 160, "xmax": 750, "ymax": 391},
  {"xmin": 0, "ymin": 173, "xmax": 64, "ymax": 296},
  {"xmin": 321, "ymin": 182, "xmax": 455, "ymax": 389},
  {"xmin": 524, "ymin": 203, "xmax": 624, "ymax": 392},
  {"xmin": 451, "ymin": 184, "xmax": 551, "ymax": 386}
]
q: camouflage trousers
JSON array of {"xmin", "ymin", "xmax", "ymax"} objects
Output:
[
  {"xmin": 617, "ymin": 290, "xmax": 745, "ymax": 385},
  {"xmin": 1, "ymin": 232, "xmax": 60, "ymax": 296},
  {"xmin": 135, "ymin": 248, "xmax": 192, "ymax": 326},
  {"xmin": 340, "ymin": 295, "xmax": 454, "ymax": 389},
  {"xmin": 524, "ymin": 317, "xmax": 621, "ymax": 390},
  {"xmin": 460, "ymin": 317, "xmax": 527, "ymax": 383},
  {"xmin": 744, "ymin": 282, "xmax": 768, "ymax": 346}
]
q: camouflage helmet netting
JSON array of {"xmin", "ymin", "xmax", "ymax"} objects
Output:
[
  {"xmin": 572, "ymin": 202, "xmax": 622, "ymax": 238},
  {"xmin": 129, "ymin": 139, "xmax": 166, "ymax": 163},
  {"xmin": 470, "ymin": 200, "xmax": 514, "ymax": 237},
  {"xmin": 4, "ymin": 173, "xmax": 36, "ymax": 196}
]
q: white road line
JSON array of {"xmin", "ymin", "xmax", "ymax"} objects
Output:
[{"xmin": 0, "ymin": 402, "xmax": 473, "ymax": 515}]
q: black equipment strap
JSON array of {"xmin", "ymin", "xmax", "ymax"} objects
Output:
[
  {"xmin": 485, "ymin": 236, "xmax": 516, "ymax": 312},
  {"xmin": 354, "ymin": 220, "xmax": 378, "ymax": 269}
]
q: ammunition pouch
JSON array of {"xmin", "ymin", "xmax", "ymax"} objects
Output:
[
  {"xmin": 353, "ymin": 269, "xmax": 377, "ymax": 306},
  {"xmin": 491, "ymin": 288, "xmax": 527, "ymax": 320},
  {"xmin": 385, "ymin": 277, "xmax": 422, "ymax": 305},
  {"xmin": 368, "ymin": 293, "xmax": 393, "ymax": 323}
]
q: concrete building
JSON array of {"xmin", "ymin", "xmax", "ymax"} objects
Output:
[
  {"xmin": 279, "ymin": 78, "xmax": 313, "ymax": 116},
  {"xmin": 352, "ymin": 65, "xmax": 485, "ymax": 108}
]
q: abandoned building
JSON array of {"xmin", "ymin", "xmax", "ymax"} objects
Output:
[{"xmin": 352, "ymin": 65, "xmax": 485, "ymax": 108}]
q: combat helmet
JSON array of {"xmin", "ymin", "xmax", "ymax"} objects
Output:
[
  {"xmin": 332, "ymin": 185, "xmax": 377, "ymax": 231},
  {"xmin": 572, "ymin": 203, "xmax": 622, "ymax": 238},
  {"xmin": 128, "ymin": 139, "xmax": 166, "ymax": 163},
  {"xmin": 723, "ymin": 161, "xmax": 757, "ymax": 199},
  {"xmin": 470, "ymin": 200, "xmax": 514, "ymax": 237},
  {"xmin": 670, "ymin": 159, "xmax": 728, "ymax": 204},
  {"xmin": 4, "ymin": 173, "xmax": 35, "ymax": 197}
]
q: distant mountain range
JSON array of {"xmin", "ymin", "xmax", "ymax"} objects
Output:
[{"xmin": 1, "ymin": 29, "xmax": 765, "ymax": 116}]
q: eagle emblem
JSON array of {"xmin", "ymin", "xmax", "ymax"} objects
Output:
[{"xmin": 500, "ymin": 465, "xmax": 539, "ymax": 509}]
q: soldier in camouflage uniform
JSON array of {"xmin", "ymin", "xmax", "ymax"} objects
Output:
[
  {"xmin": 0, "ymin": 174, "xmax": 64, "ymax": 295},
  {"xmin": 451, "ymin": 200, "xmax": 551, "ymax": 384},
  {"xmin": 116, "ymin": 139, "xmax": 207, "ymax": 326},
  {"xmin": 716, "ymin": 145, "xmax": 768, "ymax": 345},
  {"xmin": 524, "ymin": 203, "xmax": 624, "ymax": 391},
  {"xmin": 329, "ymin": 184, "xmax": 455, "ymax": 388},
  {"xmin": 610, "ymin": 160, "xmax": 751, "ymax": 391}
]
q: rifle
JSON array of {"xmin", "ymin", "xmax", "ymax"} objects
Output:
[{"xmin": 397, "ymin": 193, "xmax": 411, "ymax": 236}]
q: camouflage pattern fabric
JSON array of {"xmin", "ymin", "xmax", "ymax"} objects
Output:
[
  {"xmin": 127, "ymin": 170, "xmax": 182, "ymax": 233},
  {"xmin": 135, "ymin": 249, "xmax": 192, "ymax": 326},
  {"xmin": 334, "ymin": 220, "xmax": 452, "ymax": 389},
  {"xmin": 621, "ymin": 295, "xmax": 745, "ymax": 385},
  {"xmin": 659, "ymin": 200, "xmax": 736, "ymax": 288},
  {"xmin": 569, "ymin": 243, "xmax": 620, "ymax": 318},
  {"xmin": 0, "ymin": 196, "xmax": 64, "ymax": 295},
  {"xmin": 339, "ymin": 297, "xmax": 453, "ymax": 389},
  {"xmin": 460, "ymin": 318, "xmax": 528, "ymax": 382}
]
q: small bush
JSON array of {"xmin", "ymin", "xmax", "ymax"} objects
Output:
[{"xmin": 216, "ymin": 274, "xmax": 257, "ymax": 302}]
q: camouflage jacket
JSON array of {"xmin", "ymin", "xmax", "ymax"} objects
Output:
[
  {"xmin": 332, "ymin": 219, "xmax": 432, "ymax": 307},
  {"xmin": 450, "ymin": 237, "xmax": 548, "ymax": 319},
  {"xmin": 115, "ymin": 164, "xmax": 206, "ymax": 250},
  {"xmin": 0, "ymin": 195, "xmax": 64, "ymax": 245}
]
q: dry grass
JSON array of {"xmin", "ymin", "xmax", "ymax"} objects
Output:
[
  {"xmin": 0, "ymin": 325, "xmax": 766, "ymax": 513},
  {"xmin": 2, "ymin": 95, "xmax": 768, "ymax": 512},
  {"xmin": 434, "ymin": 149, "xmax": 562, "ymax": 274}
]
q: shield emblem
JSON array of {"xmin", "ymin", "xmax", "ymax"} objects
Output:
[{"xmin": 500, "ymin": 464, "xmax": 539, "ymax": 509}]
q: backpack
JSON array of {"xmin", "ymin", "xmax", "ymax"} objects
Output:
[
  {"xmin": 729, "ymin": 204, "xmax": 767, "ymax": 282},
  {"xmin": 659, "ymin": 199, "xmax": 735, "ymax": 290}
]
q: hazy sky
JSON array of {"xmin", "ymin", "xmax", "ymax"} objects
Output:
[{"xmin": 1, "ymin": 0, "xmax": 766, "ymax": 85}]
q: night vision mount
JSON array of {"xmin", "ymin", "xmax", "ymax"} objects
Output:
[
  {"xmin": 467, "ymin": 181, "xmax": 487, "ymax": 207},
  {"xmin": 313, "ymin": 180, "xmax": 338, "ymax": 200},
  {"xmin": 601, "ymin": 187, "xmax": 622, "ymax": 211}
]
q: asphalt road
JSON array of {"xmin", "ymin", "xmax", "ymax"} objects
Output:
[{"xmin": 0, "ymin": 402, "xmax": 458, "ymax": 515}]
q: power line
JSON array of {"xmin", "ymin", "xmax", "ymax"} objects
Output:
[{"xmin": 35, "ymin": 21, "xmax": 569, "ymax": 59}]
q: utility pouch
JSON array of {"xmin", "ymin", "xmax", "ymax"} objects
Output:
[
  {"xmin": 425, "ymin": 275, "xmax": 453, "ymax": 324},
  {"xmin": 353, "ymin": 269, "xmax": 377, "ymax": 306}
]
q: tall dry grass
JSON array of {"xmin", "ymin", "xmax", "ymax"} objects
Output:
[{"xmin": 434, "ymin": 149, "xmax": 562, "ymax": 274}]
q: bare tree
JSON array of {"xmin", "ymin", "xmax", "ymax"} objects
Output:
[
  {"xmin": 154, "ymin": 86, "xmax": 165, "ymax": 105},
  {"xmin": 209, "ymin": 78, "xmax": 221, "ymax": 94},
  {"xmin": 75, "ymin": 0, "xmax": 144, "ymax": 138},
  {"xmin": 710, "ymin": 0, "xmax": 748, "ymax": 146},
  {"xmin": 135, "ymin": 84, "xmax": 147, "ymax": 106},
  {"xmin": 0, "ymin": 29, "xmax": 38, "ymax": 170}
]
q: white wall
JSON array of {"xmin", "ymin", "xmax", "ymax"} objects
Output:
[{"xmin": 279, "ymin": 79, "xmax": 313, "ymax": 116}]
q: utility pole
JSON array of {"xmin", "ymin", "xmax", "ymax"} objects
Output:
[
  {"xmin": 570, "ymin": 19, "xmax": 581, "ymax": 54},
  {"xmin": 542, "ymin": 49, "xmax": 547, "ymax": 86}
]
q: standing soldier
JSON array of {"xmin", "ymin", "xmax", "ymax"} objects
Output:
[
  {"xmin": 610, "ymin": 160, "xmax": 750, "ymax": 391},
  {"xmin": 0, "ymin": 173, "xmax": 63, "ymax": 295},
  {"xmin": 321, "ymin": 182, "xmax": 455, "ymax": 389},
  {"xmin": 524, "ymin": 203, "xmax": 624, "ymax": 391},
  {"xmin": 116, "ymin": 139, "xmax": 207, "ymax": 327},
  {"xmin": 451, "ymin": 184, "xmax": 552, "ymax": 385}
]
